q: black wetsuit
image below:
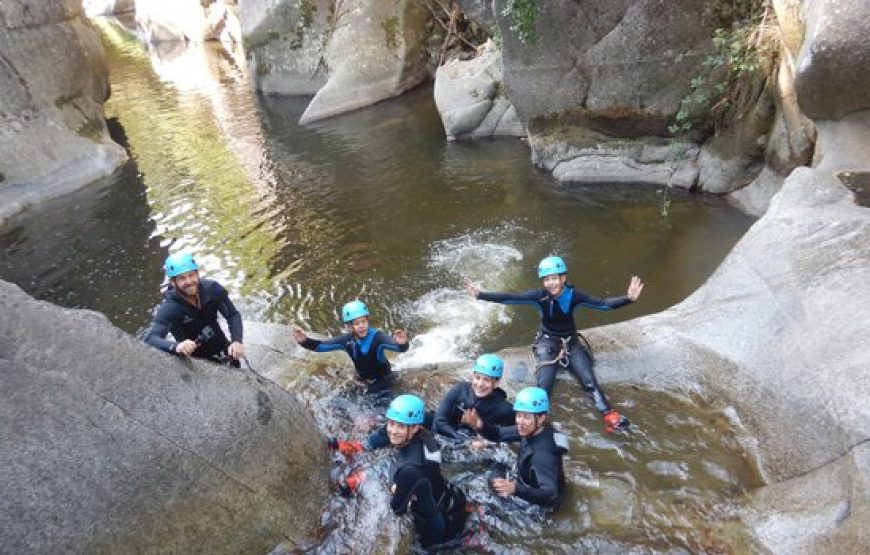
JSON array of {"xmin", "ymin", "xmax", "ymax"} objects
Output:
[
  {"xmin": 299, "ymin": 328, "xmax": 408, "ymax": 393},
  {"xmin": 477, "ymin": 286, "xmax": 631, "ymax": 412},
  {"xmin": 481, "ymin": 424, "xmax": 567, "ymax": 508},
  {"xmin": 433, "ymin": 382, "xmax": 515, "ymax": 440},
  {"xmin": 144, "ymin": 278, "xmax": 242, "ymax": 365},
  {"xmin": 390, "ymin": 432, "xmax": 467, "ymax": 548}
]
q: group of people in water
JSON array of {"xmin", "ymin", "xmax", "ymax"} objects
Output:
[{"xmin": 144, "ymin": 252, "xmax": 643, "ymax": 550}]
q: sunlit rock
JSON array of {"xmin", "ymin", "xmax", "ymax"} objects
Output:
[
  {"xmin": 434, "ymin": 40, "xmax": 525, "ymax": 140},
  {"xmin": 298, "ymin": 0, "xmax": 431, "ymax": 124},
  {"xmin": 0, "ymin": 0, "xmax": 127, "ymax": 224}
]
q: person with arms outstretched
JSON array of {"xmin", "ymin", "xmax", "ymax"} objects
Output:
[{"xmin": 467, "ymin": 256, "xmax": 643, "ymax": 431}]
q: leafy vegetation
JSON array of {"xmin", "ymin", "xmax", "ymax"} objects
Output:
[
  {"xmin": 502, "ymin": 0, "xmax": 539, "ymax": 45},
  {"xmin": 669, "ymin": 0, "xmax": 779, "ymax": 136}
]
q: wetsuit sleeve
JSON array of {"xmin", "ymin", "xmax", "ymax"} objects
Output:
[
  {"xmin": 144, "ymin": 301, "xmax": 178, "ymax": 354},
  {"xmin": 433, "ymin": 384, "xmax": 464, "ymax": 439},
  {"xmin": 479, "ymin": 424, "xmax": 522, "ymax": 443},
  {"xmin": 494, "ymin": 401, "xmax": 516, "ymax": 427},
  {"xmin": 217, "ymin": 296, "xmax": 243, "ymax": 342},
  {"xmin": 375, "ymin": 330, "xmax": 409, "ymax": 363},
  {"xmin": 362, "ymin": 425, "xmax": 390, "ymax": 451},
  {"xmin": 390, "ymin": 465, "xmax": 430, "ymax": 516},
  {"xmin": 299, "ymin": 334, "xmax": 349, "ymax": 353},
  {"xmin": 477, "ymin": 289, "xmax": 544, "ymax": 306},
  {"xmin": 515, "ymin": 450, "xmax": 561, "ymax": 507},
  {"xmin": 571, "ymin": 288, "xmax": 632, "ymax": 311}
]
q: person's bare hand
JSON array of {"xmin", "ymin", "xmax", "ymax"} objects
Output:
[
  {"xmin": 228, "ymin": 341, "xmax": 245, "ymax": 360},
  {"xmin": 393, "ymin": 329, "xmax": 408, "ymax": 345},
  {"xmin": 464, "ymin": 277, "xmax": 481, "ymax": 298},
  {"xmin": 461, "ymin": 408, "xmax": 483, "ymax": 430},
  {"xmin": 175, "ymin": 339, "xmax": 197, "ymax": 356},
  {"xmin": 491, "ymin": 478, "xmax": 516, "ymax": 497},
  {"xmin": 292, "ymin": 327, "xmax": 308, "ymax": 344},
  {"xmin": 469, "ymin": 438, "xmax": 487, "ymax": 451},
  {"xmin": 627, "ymin": 275, "xmax": 644, "ymax": 302}
]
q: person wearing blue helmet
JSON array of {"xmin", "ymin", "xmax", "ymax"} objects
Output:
[
  {"xmin": 144, "ymin": 252, "xmax": 244, "ymax": 366},
  {"xmin": 466, "ymin": 256, "xmax": 643, "ymax": 432},
  {"xmin": 433, "ymin": 353, "xmax": 515, "ymax": 443},
  {"xmin": 292, "ymin": 299, "xmax": 410, "ymax": 395},
  {"xmin": 479, "ymin": 387, "xmax": 567, "ymax": 509},
  {"xmin": 386, "ymin": 395, "xmax": 468, "ymax": 549}
]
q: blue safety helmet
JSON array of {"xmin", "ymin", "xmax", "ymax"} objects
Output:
[
  {"xmin": 164, "ymin": 252, "xmax": 199, "ymax": 278},
  {"xmin": 342, "ymin": 300, "xmax": 370, "ymax": 323},
  {"xmin": 538, "ymin": 256, "xmax": 567, "ymax": 278},
  {"xmin": 386, "ymin": 394, "xmax": 426, "ymax": 425},
  {"xmin": 472, "ymin": 353, "xmax": 504, "ymax": 379},
  {"xmin": 513, "ymin": 387, "xmax": 550, "ymax": 413}
]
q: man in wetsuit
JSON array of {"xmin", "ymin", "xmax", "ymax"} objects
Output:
[
  {"xmin": 483, "ymin": 387, "xmax": 567, "ymax": 509},
  {"xmin": 144, "ymin": 252, "xmax": 244, "ymax": 367},
  {"xmin": 385, "ymin": 395, "xmax": 468, "ymax": 549},
  {"xmin": 467, "ymin": 256, "xmax": 643, "ymax": 431},
  {"xmin": 293, "ymin": 300, "xmax": 409, "ymax": 396},
  {"xmin": 433, "ymin": 353, "xmax": 515, "ymax": 444}
]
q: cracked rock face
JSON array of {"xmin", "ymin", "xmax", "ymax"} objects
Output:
[
  {"xmin": 0, "ymin": 0, "xmax": 127, "ymax": 224},
  {"xmin": 0, "ymin": 280, "xmax": 328, "ymax": 552}
]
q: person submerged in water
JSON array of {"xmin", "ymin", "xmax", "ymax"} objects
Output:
[
  {"xmin": 336, "ymin": 395, "xmax": 469, "ymax": 550},
  {"xmin": 293, "ymin": 299, "xmax": 409, "ymax": 396},
  {"xmin": 466, "ymin": 256, "xmax": 643, "ymax": 431},
  {"xmin": 433, "ymin": 353, "xmax": 515, "ymax": 447},
  {"xmin": 477, "ymin": 387, "xmax": 568, "ymax": 509}
]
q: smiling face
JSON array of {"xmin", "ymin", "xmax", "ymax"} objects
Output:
[
  {"xmin": 471, "ymin": 372, "xmax": 498, "ymax": 398},
  {"xmin": 387, "ymin": 419, "xmax": 419, "ymax": 447},
  {"xmin": 171, "ymin": 270, "xmax": 200, "ymax": 298},
  {"xmin": 347, "ymin": 316, "xmax": 369, "ymax": 339},
  {"xmin": 515, "ymin": 411, "xmax": 547, "ymax": 437},
  {"xmin": 542, "ymin": 273, "xmax": 567, "ymax": 296}
]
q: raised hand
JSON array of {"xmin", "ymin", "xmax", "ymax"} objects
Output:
[
  {"xmin": 464, "ymin": 277, "xmax": 481, "ymax": 298},
  {"xmin": 627, "ymin": 275, "xmax": 644, "ymax": 302},
  {"xmin": 392, "ymin": 329, "xmax": 409, "ymax": 345},
  {"xmin": 291, "ymin": 327, "xmax": 308, "ymax": 344}
]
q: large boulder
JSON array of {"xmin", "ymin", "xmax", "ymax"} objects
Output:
[
  {"xmin": 133, "ymin": 0, "xmax": 240, "ymax": 44},
  {"xmin": 794, "ymin": 0, "xmax": 870, "ymax": 120},
  {"xmin": 0, "ymin": 280, "xmax": 328, "ymax": 552},
  {"xmin": 490, "ymin": 0, "xmax": 715, "ymax": 186},
  {"xmin": 239, "ymin": 0, "xmax": 331, "ymax": 95},
  {"xmin": 0, "ymin": 0, "xmax": 127, "ymax": 225},
  {"xmin": 298, "ymin": 0, "xmax": 431, "ymax": 124},
  {"xmin": 585, "ymin": 161, "xmax": 870, "ymax": 551},
  {"xmin": 433, "ymin": 40, "xmax": 525, "ymax": 140},
  {"xmin": 496, "ymin": 0, "xmax": 714, "ymax": 129}
]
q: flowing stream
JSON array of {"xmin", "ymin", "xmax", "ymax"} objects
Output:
[{"xmin": 0, "ymin": 19, "xmax": 762, "ymax": 553}]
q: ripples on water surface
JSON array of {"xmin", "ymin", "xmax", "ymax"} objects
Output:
[{"xmin": 0, "ymin": 20, "xmax": 762, "ymax": 553}]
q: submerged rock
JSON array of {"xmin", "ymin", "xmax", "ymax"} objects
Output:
[{"xmin": 0, "ymin": 281, "xmax": 328, "ymax": 552}]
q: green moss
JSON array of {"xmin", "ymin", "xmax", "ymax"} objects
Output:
[
  {"xmin": 530, "ymin": 106, "xmax": 669, "ymax": 139},
  {"xmin": 381, "ymin": 15, "xmax": 400, "ymax": 49},
  {"xmin": 256, "ymin": 60, "xmax": 272, "ymax": 77},
  {"xmin": 300, "ymin": 0, "xmax": 316, "ymax": 28},
  {"xmin": 266, "ymin": 31, "xmax": 280, "ymax": 41},
  {"xmin": 77, "ymin": 118, "xmax": 104, "ymax": 141}
]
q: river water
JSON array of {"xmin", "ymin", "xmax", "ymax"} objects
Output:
[{"xmin": 0, "ymin": 19, "xmax": 762, "ymax": 553}]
